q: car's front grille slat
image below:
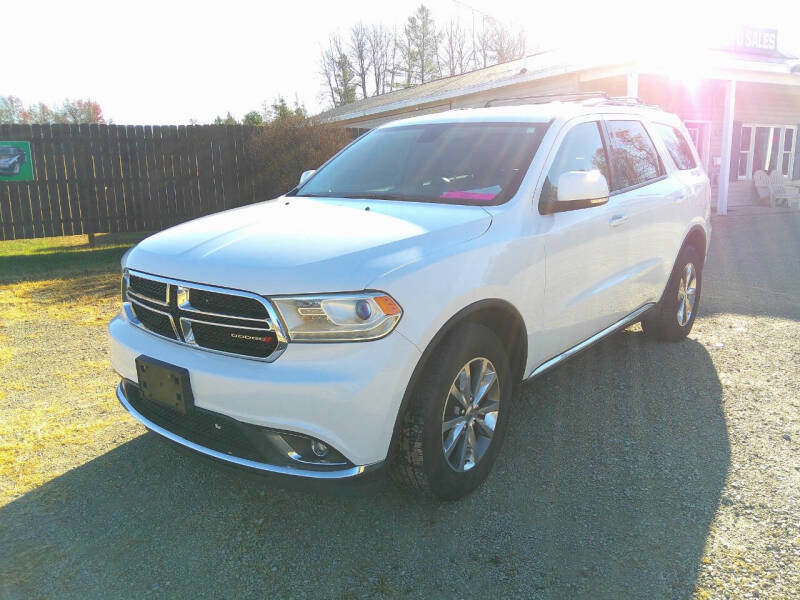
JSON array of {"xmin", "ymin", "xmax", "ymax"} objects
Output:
[{"xmin": 124, "ymin": 271, "xmax": 286, "ymax": 361}]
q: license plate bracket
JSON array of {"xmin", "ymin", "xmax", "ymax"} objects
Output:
[{"xmin": 135, "ymin": 355, "xmax": 194, "ymax": 415}]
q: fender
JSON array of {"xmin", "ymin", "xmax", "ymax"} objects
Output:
[{"xmin": 386, "ymin": 298, "xmax": 527, "ymax": 461}]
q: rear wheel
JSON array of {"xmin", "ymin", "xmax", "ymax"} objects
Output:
[
  {"xmin": 391, "ymin": 323, "xmax": 512, "ymax": 499},
  {"xmin": 641, "ymin": 244, "xmax": 703, "ymax": 341}
]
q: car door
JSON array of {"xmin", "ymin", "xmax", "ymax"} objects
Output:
[
  {"xmin": 649, "ymin": 118, "xmax": 710, "ymax": 263},
  {"xmin": 536, "ymin": 118, "xmax": 636, "ymax": 359},
  {"xmin": 600, "ymin": 117, "xmax": 688, "ymax": 307}
]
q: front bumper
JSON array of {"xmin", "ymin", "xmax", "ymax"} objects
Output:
[
  {"xmin": 116, "ymin": 381, "xmax": 379, "ymax": 478},
  {"xmin": 109, "ymin": 313, "xmax": 422, "ymax": 473}
]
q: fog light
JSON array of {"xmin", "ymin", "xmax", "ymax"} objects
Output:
[{"xmin": 310, "ymin": 439, "xmax": 329, "ymax": 457}]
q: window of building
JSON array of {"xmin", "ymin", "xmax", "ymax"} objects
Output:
[
  {"xmin": 539, "ymin": 121, "xmax": 609, "ymax": 208},
  {"xmin": 652, "ymin": 123, "xmax": 697, "ymax": 171},
  {"xmin": 738, "ymin": 125, "xmax": 796, "ymax": 180},
  {"xmin": 606, "ymin": 120, "xmax": 664, "ymax": 191}
]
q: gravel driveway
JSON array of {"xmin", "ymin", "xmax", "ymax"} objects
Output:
[{"xmin": 1, "ymin": 210, "xmax": 798, "ymax": 599}]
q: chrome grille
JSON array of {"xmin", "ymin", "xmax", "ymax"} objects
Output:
[{"xmin": 123, "ymin": 270, "xmax": 287, "ymax": 361}]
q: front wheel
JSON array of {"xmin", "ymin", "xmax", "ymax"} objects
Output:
[
  {"xmin": 641, "ymin": 245, "xmax": 703, "ymax": 341},
  {"xmin": 391, "ymin": 323, "xmax": 512, "ymax": 499}
]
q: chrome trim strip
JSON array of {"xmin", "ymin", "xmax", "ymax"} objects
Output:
[
  {"xmin": 179, "ymin": 305, "xmax": 270, "ymax": 323},
  {"xmin": 116, "ymin": 383, "xmax": 381, "ymax": 479},
  {"xmin": 180, "ymin": 316, "xmax": 273, "ymax": 332},
  {"xmin": 526, "ymin": 303, "xmax": 655, "ymax": 379},
  {"xmin": 124, "ymin": 269, "xmax": 289, "ymax": 362},
  {"xmin": 127, "ymin": 289, "xmax": 169, "ymax": 307},
  {"xmin": 127, "ymin": 297, "xmax": 181, "ymax": 339}
]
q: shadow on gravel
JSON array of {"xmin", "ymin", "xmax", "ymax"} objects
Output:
[
  {"xmin": 0, "ymin": 331, "xmax": 727, "ymax": 599},
  {"xmin": 703, "ymin": 211, "xmax": 800, "ymax": 320}
]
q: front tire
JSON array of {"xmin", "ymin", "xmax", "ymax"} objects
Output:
[
  {"xmin": 391, "ymin": 323, "xmax": 512, "ymax": 499},
  {"xmin": 641, "ymin": 244, "xmax": 703, "ymax": 341}
]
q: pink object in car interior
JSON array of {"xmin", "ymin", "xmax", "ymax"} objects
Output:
[{"xmin": 440, "ymin": 191, "xmax": 496, "ymax": 201}]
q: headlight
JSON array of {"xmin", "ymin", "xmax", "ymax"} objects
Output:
[{"xmin": 272, "ymin": 292, "xmax": 402, "ymax": 342}]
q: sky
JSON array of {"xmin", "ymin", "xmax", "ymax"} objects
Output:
[{"xmin": 3, "ymin": 0, "xmax": 799, "ymax": 125}]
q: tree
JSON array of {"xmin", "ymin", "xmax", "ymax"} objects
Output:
[
  {"xmin": 349, "ymin": 22, "xmax": 371, "ymax": 100},
  {"xmin": 404, "ymin": 5, "xmax": 441, "ymax": 84},
  {"xmin": 0, "ymin": 96, "xmax": 26, "ymax": 124},
  {"xmin": 267, "ymin": 96, "xmax": 308, "ymax": 122},
  {"xmin": 490, "ymin": 21, "xmax": 526, "ymax": 64},
  {"xmin": 395, "ymin": 26, "xmax": 417, "ymax": 88},
  {"xmin": 26, "ymin": 102, "xmax": 56, "ymax": 124},
  {"xmin": 1, "ymin": 95, "xmax": 107, "ymax": 124},
  {"xmin": 320, "ymin": 34, "xmax": 357, "ymax": 107},
  {"xmin": 473, "ymin": 17, "xmax": 493, "ymax": 69},
  {"xmin": 214, "ymin": 112, "xmax": 238, "ymax": 125},
  {"xmin": 367, "ymin": 24, "xmax": 393, "ymax": 96},
  {"xmin": 242, "ymin": 111, "xmax": 264, "ymax": 126},
  {"xmin": 59, "ymin": 98, "xmax": 105, "ymax": 124},
  {"xmin": 441, "ymin": 20, "xmax": 468, "ymax": 76}
]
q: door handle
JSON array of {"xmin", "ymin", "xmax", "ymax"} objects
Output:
[
  {"xmin": 674, "ymin": 194, "xmax": 688, "ymax": 203},
  {"xmin": 609, "ymin": 214, "xmax": 628, "ymax": 227}
]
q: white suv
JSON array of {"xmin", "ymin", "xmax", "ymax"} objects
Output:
[{"xmin": 110, "ymin": 100, "xmax": 710, "ymax": 499}]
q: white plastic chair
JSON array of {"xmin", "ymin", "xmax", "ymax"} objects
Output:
[
  {"xmin": 768, "ymin": 170, "xmax": 800, "ymax": 209},
  {"xmin": 754, "ymin": 170, "xmax": 770, "ymax": 204}
]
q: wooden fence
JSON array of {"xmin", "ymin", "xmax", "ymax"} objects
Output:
[{"xmin": 0, "ymin": 123, "xmax": 268, "ymax": 241}]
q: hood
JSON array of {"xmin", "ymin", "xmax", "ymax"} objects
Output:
[{"xmin": 125, "ymin": 197, "xmax": 492, "ymax": 294}]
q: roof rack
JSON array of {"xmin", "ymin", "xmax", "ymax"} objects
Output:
[
  {"xmin": 484, "ymin": 91, "xmax": 608, "ymax": 107},
  {"xmin": 583, "ymin": 96, "xmax": 663, "ymax": 110},
  {"xmin": 484, "ymin": 92, "xmax": 663, "ymax": 111}
]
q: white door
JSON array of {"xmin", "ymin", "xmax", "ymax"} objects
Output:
[
  {"xmin": 537, "ymin": 119, "xmax": 635, "ymax": 357},
  {"xmin": 602, "ymin": 118, "xmax": 689, "ymax": 306}
]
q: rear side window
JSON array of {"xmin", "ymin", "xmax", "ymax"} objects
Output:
[
  {"xmin": 540, "ymin": 121, "xmax": 609, "ymax": 207},
  {"xmin": 606, "ymin": 120, "xmax": 663, "ymax": 191},
  {"xmin": 653, "ymin": 123, "xmax": 697, "ymax": 170}
]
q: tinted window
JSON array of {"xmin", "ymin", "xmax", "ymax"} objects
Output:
[
  {"xmin": 606, "ymin": 120, "xmax": 663, "ymax": 190},
  {"xmin": 297, "ymin": 122, "xmax": 545, "ymax": 205},
  {"xmin": 653, "ymin": 123, "xmax": 697, "ymax": 170},
  {"xmin": 540, "ymin": 122, "xmax": 609, "ymax": 206}
]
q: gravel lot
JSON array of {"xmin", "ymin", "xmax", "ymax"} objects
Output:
[{"xmin": 1, "ymin": 210, "xmax": 798, "ymax": 599}]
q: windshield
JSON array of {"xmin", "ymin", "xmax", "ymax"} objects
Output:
[
  {"xmin": 296, "ymin": 122, "xmax": 547, "ymax": 205},
  {"xmin": 0, "ymin": 147, "xmax": 16, "ymax": 156}
]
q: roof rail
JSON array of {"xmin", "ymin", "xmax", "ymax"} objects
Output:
[
  {"xmin": 484, "ymin": 91, "xmax": 608, "ymax": 107},
  {"xmin": 582, "ymin": 96, "xmax": 663, "ymax": 110},
  {"xmin": 484, "ymin": 93, "xmax": 663, "ymax": 111}
]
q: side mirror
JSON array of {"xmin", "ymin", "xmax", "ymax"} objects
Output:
[
  {"xmin": 551, "ymin": 170, "xmax": 610, "ymax": 212},
  {"xmin": 298, "ymin": 169, "xmax": 316, "ymax": 186}
]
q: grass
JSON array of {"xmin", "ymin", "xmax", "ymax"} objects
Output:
[{"xmin": 0, "ymin": 233, "xmax": 148, "ymax": 503}]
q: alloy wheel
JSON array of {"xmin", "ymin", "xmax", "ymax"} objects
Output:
[
  {"xmin": 441, "ymin": 357, "xmax": 500, "ymax": 472},
  {"xmin": 676, "ymin": 262, "xmax": 697, "ymax": 327}
]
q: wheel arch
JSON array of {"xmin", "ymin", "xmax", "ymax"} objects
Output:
[
  {"xmin": 387, "ymin": 298, "xmax": 527, "ymax": 460},
  {"xmin": 682, "ymin": 224, "xmax": 708, "ymax": 267},
  {"xmin": 656, "ymin": 224, "xmax": 707, "ymax": 307}
]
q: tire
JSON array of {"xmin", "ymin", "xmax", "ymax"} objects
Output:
[
  {"xmin": 391, "ymin": 322, "xmax": 512, "ymax": 500},
  {"xmin": 641, "ymin": 244, "xmax": 703, "ymax": 342}
]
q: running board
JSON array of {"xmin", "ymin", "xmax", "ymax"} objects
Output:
[{"xmin": 525, "ymin": 303, "xmax": 655, "ymax": 380}]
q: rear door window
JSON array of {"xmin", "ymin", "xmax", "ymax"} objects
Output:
[
  {"xmin": 652, "ymin": 123, "xmax": 697, "ymax": 170},
  {"xmin": 606, "ymin": 120, "xmax": 664, "ymax": 191}
]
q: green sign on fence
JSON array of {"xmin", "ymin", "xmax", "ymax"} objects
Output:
[{"xmin": 0, "ymin": 141, "xmax": 33, "ymax": 182}]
